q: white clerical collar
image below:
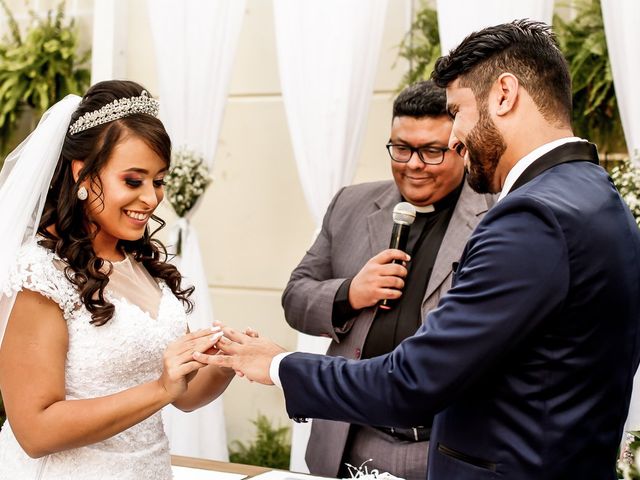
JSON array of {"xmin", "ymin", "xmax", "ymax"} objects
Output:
[
  {"xmin": 413, "ymin": 204, "xmax": 435, "ymax": 213},
  {"xmin": 497, "ymin": 137, "xmax": 587, "ymax": 202}
]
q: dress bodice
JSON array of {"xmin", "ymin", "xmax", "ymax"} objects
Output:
[{"xmin": 0, "ymin": 240, "xmax": 187, "ymax": 479}]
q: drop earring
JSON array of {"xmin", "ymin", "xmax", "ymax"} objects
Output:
[{"xmin": 77, "ymin": 186, "xmax": 88, "ymax": 201}]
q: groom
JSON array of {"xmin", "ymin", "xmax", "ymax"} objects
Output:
[{"xmin": 197, "ymin": 20, "xmax": 640, "ymax": 479}]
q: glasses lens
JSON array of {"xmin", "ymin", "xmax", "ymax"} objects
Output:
[
  {"xmin": 420, "ymin": 147, "xmax": 443, "ymax": 159},
  {"xmin": 389, "ymin": 145, "xmax": 412, "ymax": 162},
  {"xmin": 419, "ymin": 147, "xmax": 446, "ymax": 164}
]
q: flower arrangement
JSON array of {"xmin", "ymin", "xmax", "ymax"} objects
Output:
[
  {"xmin": 619, "ymin": 432, "xmax": 640, "ymax": 479},
  {"xmin": 610, "ymin": 152, "xmax": 640, "ymax": 227},
  {"xmin": 164, "ymin": 146, "xmax": 212, "ymax": 218}
]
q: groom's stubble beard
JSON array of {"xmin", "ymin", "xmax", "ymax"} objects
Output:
[{"xmin": 465, "ymin": 106, "xmax": 507, "ymax": 194}]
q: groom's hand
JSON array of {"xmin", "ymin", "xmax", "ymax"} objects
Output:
[{"xmin": 194, "ymin": 326, "xmax": 286, "ymax": 385}]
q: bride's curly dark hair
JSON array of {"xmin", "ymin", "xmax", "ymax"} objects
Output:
[{"xmin": 38, "ymin": 80, "xmax": 194, "ymax": 326}]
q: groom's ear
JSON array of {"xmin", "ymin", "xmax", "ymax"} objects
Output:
[{"xmin": 71, "ymin": 159, "xmax": 85, "ymax": 183}]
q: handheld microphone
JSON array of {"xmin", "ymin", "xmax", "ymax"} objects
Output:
[{"xmin": 379, "ymin": 202, "xmax": 416, "ymax": 310}]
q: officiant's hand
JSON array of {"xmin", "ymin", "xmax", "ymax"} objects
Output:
[{"xmin": 193, "ymin": 326, "xmax": 286, "ymax": 385}]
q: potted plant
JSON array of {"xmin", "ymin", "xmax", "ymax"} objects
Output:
[
  {"xmin": 395, "ymin": 2, "xmax": 440, "ymax": 90},
  {"xmin": 228, "ymin": 413, "xmax": 291, "ymax": 469},
  {"xmin": 0, "ymin": 0, "xmax": 90, "ymax": 159}
]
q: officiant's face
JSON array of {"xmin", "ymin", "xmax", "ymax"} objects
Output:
[
  {"xmin": 389, "ymin": 115, "xmax": 465, "ymax": 207},
  {"xmin": 82, "ymin": 135, "xmax": 167, "ymax": 250}
]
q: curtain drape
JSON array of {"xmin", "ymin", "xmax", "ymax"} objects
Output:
[
  {"xmin": 601, "ymin": 0, "xmax": 640, "ymax": 168},
  {"xmin": 147, "ymin": 0, "xmax": 246, "ymax": 461},
  {"xmin": 436, "ymin": 0, "xmax": 554, "ymax": 54},
  {"xmin": 601, "ymin": 0, "xmax": 640, "ymax": 430},
  {"xmin": 273, "ymin": 0, "xmax": 388, "ymax": 472}
]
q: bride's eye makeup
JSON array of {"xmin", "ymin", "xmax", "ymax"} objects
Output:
[{"xmin": 124, "ymin": 178, "xmax": 143, "ymax": 187}]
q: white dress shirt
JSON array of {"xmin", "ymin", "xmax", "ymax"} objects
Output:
[{"xmin": 270, "ymin": 352, "xmax": 291, "ymax": 387}]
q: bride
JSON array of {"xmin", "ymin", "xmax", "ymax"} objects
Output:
[{"xmin": 0, "ymin": 80, "xmax": 233, "ymax": 479}]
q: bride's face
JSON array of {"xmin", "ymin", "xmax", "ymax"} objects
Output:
[{"xmin": 82, "ymin": 135, "xmax": 167, "ymax": 256}]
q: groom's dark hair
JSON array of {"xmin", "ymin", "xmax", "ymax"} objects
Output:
[{"xmin": 432, "ymin": 19, "xmax": 572, "ymax": 127}]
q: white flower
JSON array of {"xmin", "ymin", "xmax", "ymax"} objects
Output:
[
  {"xmin": 611, "ymin": 160, "xmax": 640, "ymax": 227},
  {"xmin": 165, "ymin": 146, "xmax": 212, "ymax": 217}
]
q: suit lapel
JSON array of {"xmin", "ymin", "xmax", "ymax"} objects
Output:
[
  {"xmin": 510, "ymin": 141, "xmax": 599, "ymax": 193},
  {"xmin": 422, "ymin": 181, "xmax": 490, "ymax": 305},
  {"xmin": 367, "ymin": 184, "xmax": 402, "ymax": 257}
]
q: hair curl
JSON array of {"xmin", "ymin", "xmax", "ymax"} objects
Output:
[{"xmin": 38, "ymin": 80, "xmax": 194, "ymax": 326}]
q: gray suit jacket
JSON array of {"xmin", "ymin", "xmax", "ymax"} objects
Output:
[{"xmin": 282, "ymin": 179, "xmax": 494, "ymax": 477}]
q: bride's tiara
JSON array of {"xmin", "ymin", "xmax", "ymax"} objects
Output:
[{"xmin": 68, "ymin": 90, "xmax": 160, "ymax": 135}]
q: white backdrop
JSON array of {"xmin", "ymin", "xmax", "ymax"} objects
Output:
[
  {"xmin": 147, "ymin": 0, "xmax": 246, "ymax": 461},
  {"xmin": 602, "ymin": 0, "xmax": 640, "ymax": 168},
  {"xmin": 436, "ymin": 0, "xmax": 554, "ymax": 54},
  {"xmin": 273, "ymin": 0, "xmax": 389, "ymax": 472},
  {"xmin": 601, "ymin": 0, "xmax": 640, "ymax": 430}
]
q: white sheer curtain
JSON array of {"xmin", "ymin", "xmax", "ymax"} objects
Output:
[
  {"xmin": 147, "ymin": 0, "xmax": 246, "ymax": 461},
  {"xmin": 602, "ymin": 0, "xmax": 640, "ymax": 168},
  {"xmin": 601, "ymin": 0, "xmax": 640, "ymax": 429},
  {"xmin": 436, "ymin": 0, "xmax": 554, "ymax": 54},
  {"xmin": 273, "ymin": 0, "xmax": 388, "ymax": 472}
]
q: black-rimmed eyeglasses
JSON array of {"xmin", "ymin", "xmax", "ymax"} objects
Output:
[{"xmin": 385, "ymin": 143, "xmax": 449, "ymax": 165}]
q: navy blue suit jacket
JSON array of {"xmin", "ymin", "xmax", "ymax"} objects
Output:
[{"xmin": 280, "ymin": 143, "xmax": 640, "ymax": 479}]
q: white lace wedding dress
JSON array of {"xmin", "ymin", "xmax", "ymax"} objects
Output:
[{"xmin": 0, "ymin": 240, "xmax": 188, "ymax": 479}]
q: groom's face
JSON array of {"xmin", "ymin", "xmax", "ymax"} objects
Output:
[{"xmin": 445, "ymin": 80, "xmax": 506, "ymax": 194}]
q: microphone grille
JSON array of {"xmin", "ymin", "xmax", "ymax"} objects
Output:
[{"xmin": 392, "ymin": 202, "xmax": 417, "ymax": 225}]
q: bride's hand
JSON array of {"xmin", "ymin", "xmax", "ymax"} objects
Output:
[{"xmin": 157, "ymin": 327, "xmax": 223, "ymax": 401}]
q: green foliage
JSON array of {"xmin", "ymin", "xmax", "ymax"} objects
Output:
[
  {"xmin": 553, "ymin": 0, "xmax": 626, "ymax": 153},
  {"xmin": 0, "ymin": 0, "xmax": 90, "ymax": 156},
  {"xmin": 396, "ymin": 2, "xmax": 440, "ymax": 90},
  {"xmin": 228, "ymin": 413, "xmax": 291, "ymax": 469}
]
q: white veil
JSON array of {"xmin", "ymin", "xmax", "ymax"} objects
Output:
[{"xmin": 0, "ymin": 94, "xmax": 82, "ymax": 346}]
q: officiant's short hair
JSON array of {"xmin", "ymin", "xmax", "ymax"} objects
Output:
[{"xmin": 392, "ymin": 80, "xmax": 447, "ymax": 120}]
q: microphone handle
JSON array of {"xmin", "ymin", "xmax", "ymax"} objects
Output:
[{"xmin": 379, "ymin": 222, "xmax": 410, "ymax": 310}]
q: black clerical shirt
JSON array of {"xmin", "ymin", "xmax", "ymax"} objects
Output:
[{"xmin": 331, "ymin": 179, "xmax": 464, "ymax": 359}]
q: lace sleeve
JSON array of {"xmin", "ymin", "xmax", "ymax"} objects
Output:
[{"xmin": 3, "ymin": 241, "xmax": 80, "ymax": 319}]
